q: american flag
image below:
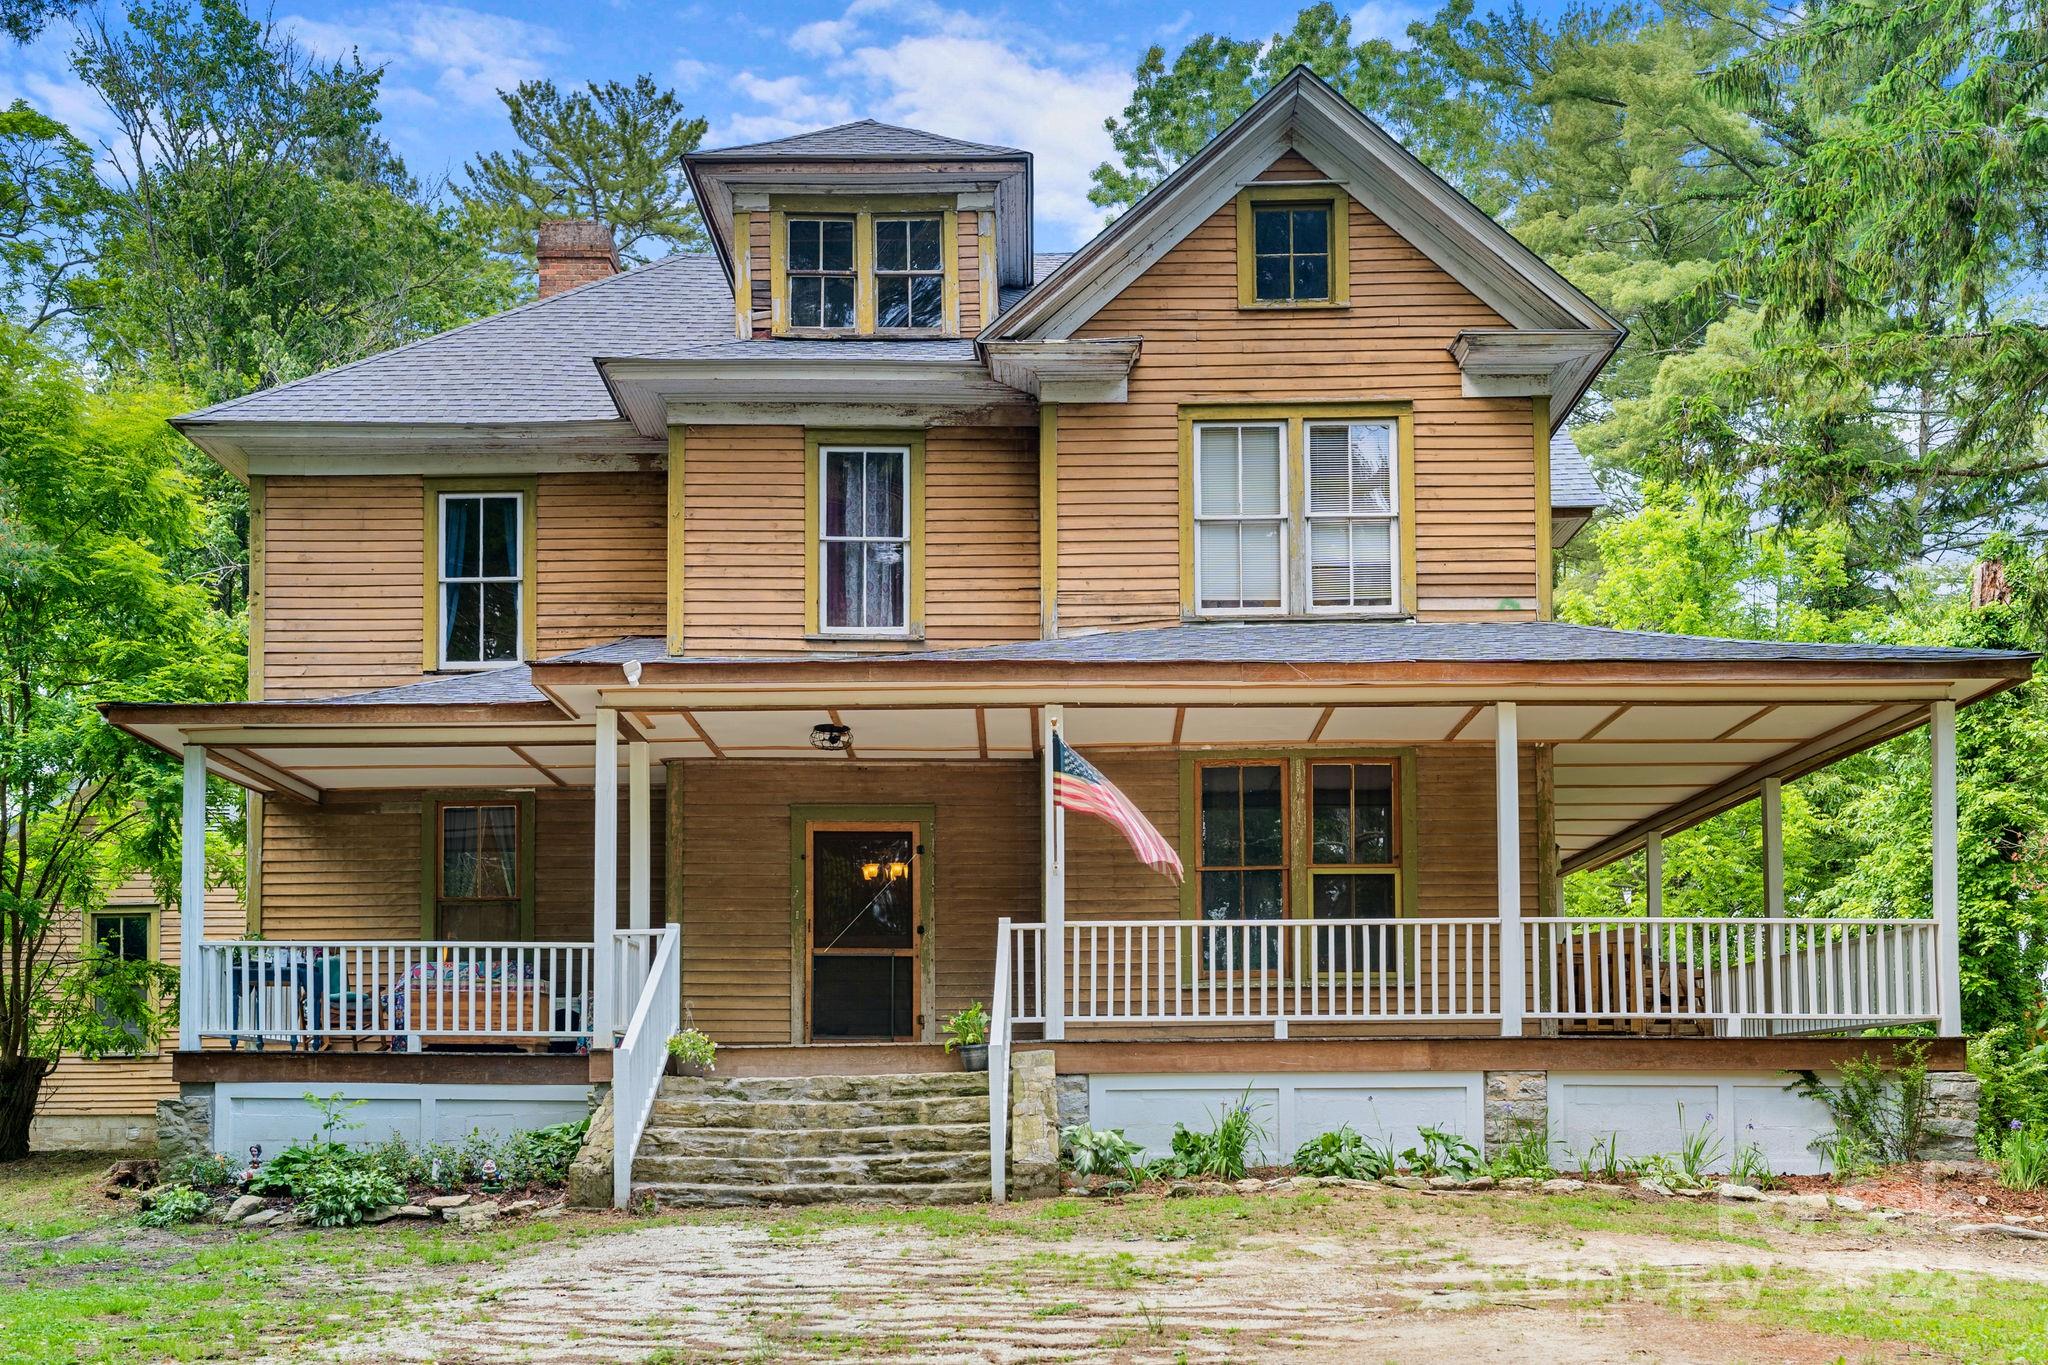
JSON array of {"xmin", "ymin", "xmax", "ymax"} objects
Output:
[{"xmin": 1052, "ymin": 733, "xmax": 1183, "ymax": 882}]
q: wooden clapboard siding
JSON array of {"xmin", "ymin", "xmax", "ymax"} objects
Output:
[
  {"xmin": 747, "ymin": 210, "xmax": 772, "ymax": 337},
  {"xmin": 957, "ymin": 209, "xmax": 981, "ymax": 333},
  {"xmin": 259, "ymin": 797, "xmax": 422, "ymax": 939},
  {"xmin": 922, "ymin": 425, "xmax": 1038, "ymax": 646},
  {"xmin": 673, "ymin": 760, "xmax": 1037, "ymax": 1044},
  {"xmin": 535, "ymin": 472, "xmax": 666, "ymax": 655},
  {"xmin": 262, "ymin": 475, "xmax": 424, "ymax": 698},
  {"xmin": 531, "ymin": 789, "xmax": 661, "ymax": 940},
  {"xmin": 681, "ymin": 425, "xmax": 809, "ymax": 654},
  {"xmin": 1065, "ymin": 753, "xmax": 1182, "ymax": 923},
  {"xmin": 1062, "ymin": 148, "xmax": 1540, "ymax": 630},
  {"xmin": 680, "ymin": 423, "xmax": 1042, "ymax": 654},
  {"xmin": 35, "ymin": 876, "xmax": 242, "ymax": 1122}
]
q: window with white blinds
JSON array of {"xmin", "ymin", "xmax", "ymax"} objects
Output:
[
  {"xmin": 1306, "ymin": 421, "xmax": 1397, "ymax": 609},
  {"xmin": 1193, "ymin": 423, "xmax": 1287, "ymax": 612},
  {"xmin": 1191, "ymin": 417, "xmax": 1400, "ymax": 616}
]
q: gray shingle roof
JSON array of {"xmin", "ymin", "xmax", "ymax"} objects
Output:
[
  {"xmin": 999, "ymin": 252, "xmax": 1073, "ymax": 314},
  {"xmin": 1550, "ymin": 429, "xmax": 1603, "ymax": 508},
  {"xmin": 542, "ymin": 622, "xmax": 2033, "ymax": 670},
  {"xmin": 692, "ymin": 120, "xmax": 1024, "ymax": 161},
  {"xmin": 332, "ymin": 668, "xmax": 549, "ymax": 705},
  {"xmin": 177, "ymin": 254, "xmax": 734, "ymax": 427}
]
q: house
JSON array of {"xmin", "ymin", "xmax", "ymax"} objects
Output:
[{"xmin": 81, "ymin": 69, "xmax": 2024, "ymax": 1201}]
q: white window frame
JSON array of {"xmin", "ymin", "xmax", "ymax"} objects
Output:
[
  {"xmin": 871, "ymin": 215, "xmax": 946, "ymax": 332},
  {"xmin": 436, "ymin": 491, "xmax": 525, "ymax": 672},
  {"xmin": 1303, "ymin": 419, "xmax": 1402, "ymax": 617},
  {"xmin": 817, "ymin": 444, "xmax": 912, "ymax": 639},
  {"xmin": 1192, "ymin": 421, "xmax": 1290, "ymax": 618}
]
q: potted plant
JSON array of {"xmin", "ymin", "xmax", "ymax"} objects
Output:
[
  {"xmin": 942, "ymin": 1003, "xmax": 990, "ymax": 1072},
  {"xmin": 665, "ymin": 1027, "xmax": 717, "ymax": 1077}
]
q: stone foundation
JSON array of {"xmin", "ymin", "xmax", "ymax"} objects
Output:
[
  {"xmin": 155, "ymin": 1083, "xmax": 214, "ymax": 1167},
  {"xmin": 1482, "ymin": 1070, "xmax": 1547, "ymax": 1155},
  {"xmin": 1008, "ymin": 1051, "xmax": 1060, "ymax": 1198},
  {"xmin": 1924, "ymin": 1071, "xmax": 1982, "ymax": 1162},
  {"xmin": 30, "ymin": 1113, "xmax": 155, "ymax": 1153},
  {"xmin": 566, "ymin": 1087, "xmax": 616, "ymax": 1209},
  {"xmin": 1053, "ymin": 1072, "xmax": 1089, "ymax": 1131}
]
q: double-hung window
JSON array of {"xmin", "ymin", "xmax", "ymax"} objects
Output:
[
  {"xmin": 435, "ymin": 802, "xmax": 521, "ymax": 940},
  {"xmin": 1308, "ymin": 762, "xmax": 1399, "ymax": 969},
  {"xmin": 1193, "ymin": 423, "xmax": 1286, "ymax": 613},
  {"xmin": 787, "ymin": 216, "xmax": 856, "ymax": 330},
  {"xmin": 819, "ymin": 445, "xmax": 911, "ymax": 635},
  {"xmin": 89, "ymin": 910, "xmax": 153, "ymax": 1052},
  {"xmin": 438, "ymin": 492, "xmax": 522, "ymax": 669},
  {"xmin": 873, "ymin": 216, "xmax": 944, "ymax": 329},
  {"xmin": 1190, "ymin": 416, "xmax": 1401, "ymax": 616}
]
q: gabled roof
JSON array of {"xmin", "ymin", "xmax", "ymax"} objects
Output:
[
  {"xmin": 987, "ymin": 66, "xmax": 1622, "ymax": 423},
  {"xmin": 689, "ymin": 119, "xmax": 1025, "ymax": 161}
]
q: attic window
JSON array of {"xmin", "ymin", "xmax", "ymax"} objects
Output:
[
  {"xmin": 1235, "ymin": 188, "xmax": 1349, "ymax": 309},
  {"xmin": 787, "ymin": 217, "xmax": 856, "ymax": 329},
  {"xmin": 874, "ymin": 216, "xmax": 944, "ymax": 329}
]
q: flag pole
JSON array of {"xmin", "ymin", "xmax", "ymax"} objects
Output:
[{"xmin": 1042, "ymin": 704, "xmax": 1066, "ymax": 1041}]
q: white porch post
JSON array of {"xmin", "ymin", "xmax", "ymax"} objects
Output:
[
  {"xmin": 1496, "ymin": 703, "xmax": 1524, "ymax": 1037},
  {"xmin": 627, "ymin": 740, "xmax": 651, "ymax": 931},
  {"xmin": 1932, "ymin": 700, "xmax": 1963, "ymax": 1034},
  {"xmin": 1042, "ymin": 704, "xmax": 1066, "ymax": 1041},
  {"xmin": 1644, "ymin": 832, "xmax": 1663, "ymax": 918},
  {"xmin": 179, "ymin": 745, "xmax": 206, "ymax": 1051},
  {"xmin": 592, "ymin": 715, "xmax": 618, "ymax": 1049},
  {"xmin": 1761, "ymin": 777, "xmax": 1785, "ymax": 917}
]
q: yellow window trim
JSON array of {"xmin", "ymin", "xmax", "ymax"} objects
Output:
[
  {"xmin": 732, "ymin": 210, "xmax": 752, "ymax": 338},
  {"xmin": 1176, "ymin": 402, "xmax": 1417, "ymax": 619},
  {"xmin": 803, "ymin": 429, "xmax": 927, "ymax": 639},
  {"xmin": 83, "ymin": 903, "xmax": 162, "ymax": 1058},
  {"xmin": 770, "ymin": 199, "xmax": 960, "ymax": 338},
  {"xmin": 1532, "ymin": 395, "xmax": 1553, "ymax": 619},
  {"xmin": 421, "ymin": 477, "xmax": 539, "ymax": 671},
  {"xmin": 1235, "ymin": 185, "xmax": 1351, "ymax": 309},
  {"xmin": 418, "ymin": 791, "xmax": 537, "ymax": 939}
]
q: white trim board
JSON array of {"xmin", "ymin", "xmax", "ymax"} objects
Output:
[
  {"xmin": 211, "ymin": 1081, "xmax": 591, "ymax": 1159},
  {"xmin": 1087, "ymin": 1071, "xmax": 1484, "ymax": 1165},
  {"xmin": 1546, "ymin": 1072, "xmax": 1837, "ymax": 1177}
]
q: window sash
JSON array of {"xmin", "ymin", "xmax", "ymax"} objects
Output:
[
  {"xmin": 1192, "ymin": 422, "xmax": 1288, "ymax": 615},
  {"xmin": 1305, "ymin": 421, "xmax": 1398, "ymax": 611},
  {"xmin": 438, "ymin": 803, "xmax": 521, "ymax": 902},
  {"xmin": 787, "ymin": 216, "xmax": 857, "ymax": 330},
  {"xmin": 819, "ymin": 446, "xmax": 911, "ymax": 634},
  {"xmin": 873, "ymin": 216, "xmax": 944, "ymax": 330},
  {"xmin": 437, "ymin": 493, "xmax": 522, "ymax": 668},
  {"xmin": 1251, "ymin": 203, "xmax": 1332, "ymax": 303}
]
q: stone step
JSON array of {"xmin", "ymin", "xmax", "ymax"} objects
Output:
[
  {"xmin": 632, "ymin": 1149, "xmax": 992, "ymax": 1188},
  {"xmin": 638, "ymin": 1120, "xmax": 989, "ymax": 1159},
  {"xmin": 646, "ymin": 1094, "xmax": 990, "ymax": 1130},
  {"xmin": 657, "ymin": 1072, "xmax": 987, "ymax": 1103},
  {"xmin": 632, "ymin": 1178, "xmax": 989, "ymax": 1209}
]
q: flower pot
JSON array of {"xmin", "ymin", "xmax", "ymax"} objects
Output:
[
  {"xmin": 667, "ymin": 1057, "xmax": 713, "ymax": 1078},
  {"xmin": 957, "ymin": 1043, "xmax": 988, "ymax": 1073}
]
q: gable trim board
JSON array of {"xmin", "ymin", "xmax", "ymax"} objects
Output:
[
  {"xmin": 984, "ymin": 67, "xmax": 1622, "ymax": 426},
  {"xmin": 598, "ymin": 356, "xmax": 1035, "ymax": 435}
]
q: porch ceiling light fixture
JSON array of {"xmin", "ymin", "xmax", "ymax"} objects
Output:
[{"xmin": 810, "ymin": 722, "xmax": 852, "ymax": 751}]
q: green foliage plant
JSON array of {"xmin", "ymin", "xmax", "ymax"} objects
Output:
[
  {"xmin": 1730, "ymin": 1143, "xmax": 1778, "ymax": 1189},
  {"xmin": 1059, "ymin": 1124, "xmax": 1145, "ymax": 1181},
  {"xmin": 1485, "ymin": 1124, "xmax": 1556, "ymax": 1181},
  {"xmin": 1574, "ymin": 1133, "xmax": 1627, "ymax": 1182},
  {"xmin": 297, "ymin": 1163, "xmax": 404, "ymax": 1228},
  {"xmin": 1789, "ymin": 1045, "xmax": 1933, "ymax": 1172},
  {"xmin": 665, "ymin": 1028, "xmax": 716, "ymax": 1071},
  {"xmin": 1674, "ymin": 1105, "xmax": 1726, "ymax": 1185},
  {"xmin": 137, "ymin": 1183, "xmax": 211, "ymax": 1227},
  {"xmin": 1159, "ymin": 1090, "xmax": 1267, "ymax": 1180},
  {"xmin": 1292, "ymin": 1125, "xmax": 1397, "ymax": 1180},
  {"xmin": 940, "ymin": 1003, "xmax": 989, "ymax": 1052},
  {"xmin": 1997, "ymin": 1126, "xmax": 2048, "ymax": 1193},
  {"xmin": 1400, "ymin": 1126, "xmax": 1480, "ymax": 1179}
]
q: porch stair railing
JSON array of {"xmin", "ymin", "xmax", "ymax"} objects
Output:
[
  {"xmin": 996, "ymin": 914, "xmax": 1942, "ymax": 1036},
  {"xmin": 611, "ymin": 922, "xmax": 682, "ymax": 1208}
]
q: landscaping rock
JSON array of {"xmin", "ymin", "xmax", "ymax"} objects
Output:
[
  {"xmin": 364, "ymin": 1206, "xmax": 404, "ymax": 1224},
  {"xmin": 1830, "ymin": 1195, "xmax": 1868, "ymax": 1214},
  {"xmin": 1717, "ymin": 1184, "xmax": 1764, "ymax": 1201},
  {"xmin": 1426, "ymin": 1175, "xmax": 1463, "ymax": 1191},
  {"xmin": 1384, "ymin": 1176, "xmax": 1430, "ymax": 1192},
  {"xmin": 424, "ymin": 1193, "xmax": 470, "ymax": 1210},
  {"xmin": 1638, "ymin": 1179, "xmax": 1673, "ymax": 1197},
  {"xmin": 393, "ymin": 1204, "xmax": 433, "ymax": 1219},
  {"xmin": 1166, "ymin": 1182, "xmax": 1197, "ymax": 1199},
  {"xmin": 1498, "ymin": 1177, "xmax": 1537, "ymax": 1191},
  {"xmin": 1234, "ymin": 1179, "xmax": 1263, "ymax": 1194},
  {"xmin": 1289, "ymin": 1175, "xmax": 1323, "ymax": 1190},
  {"xmin": 1539, "ymin": 1178, "xmax": 1587, "ymax": 1194},
  {"xmin": 241, "ymin": 1209, "xmax": 283, "ymax": 1227},
  {"xmin": 222, "ymin": 1194, "xmax": 265, "ymax": 1224},
  {"xmin": 500, "ymin": 1199, "xmax": 541, "ymax": 1217},
  {"xmin": 1955, "ymin": 1222, "xmax": 2048, "ymax": 1241},
  {"xmin": 1331, "ymin": 1178, "xmax": 1375, "ymax": 1189},
  {"xmin": 447, "ymin": 1203, "xmax": 498, "ymax": 1230},
  {"xmin": 1462, "ymin": 1176, "xmax": 1495, "ymax": 1191},
  {"xmin": 1197, "ymin": 1182, "xmax": 1233, "ymax": 1197}
]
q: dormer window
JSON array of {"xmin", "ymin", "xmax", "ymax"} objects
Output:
[
  {"xmin": 787, "ymin": 217, "xmax": 856, "ymax": 329},
  {"xmin": 874, "ymin": 217, "xmax": 944, "ymax": 329}
]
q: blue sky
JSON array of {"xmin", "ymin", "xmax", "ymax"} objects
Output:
[{"xmin": 3, "ymin": 1, "xmax": 1488, "ymax": 251}]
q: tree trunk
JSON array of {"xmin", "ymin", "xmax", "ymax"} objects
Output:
[{"xmin": 0, "ymin": 1058, "xmax": 53, "ymax": 1162}]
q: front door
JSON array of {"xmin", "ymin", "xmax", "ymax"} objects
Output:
[{"xmin": 807, "ymin": 824, "xmax": 920, "ymax": 1040}]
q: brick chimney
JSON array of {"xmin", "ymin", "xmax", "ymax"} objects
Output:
[{"xmin": 537, "ymin": 219, "xmax": 619, "ymax": 298}]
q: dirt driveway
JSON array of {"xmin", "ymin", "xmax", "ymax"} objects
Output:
[{"xmin": 327, "ymin": 1188, "xmax": 2048, "ymax": 1363}]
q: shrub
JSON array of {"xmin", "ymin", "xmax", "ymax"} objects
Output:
[
  {"xmin": 1401, "ymin": 1126, "xmax": 1480, "ymax": 1179},
  {"xmin": 1293, "ymin": 1125, "xmax": 1397, "ymax": 1180},
  {"xmin": 1997, "ymin": 1125, "xmax": 2048, "ymax": 1192},
  {"xmin": 941, "ymin": 1003, "xmax": 989, "ymax": 1052},
  {"xmin": 163, "ymin": 1151, "xmax": 238, "ymax": 1189},
  {"xmin": 1789, "ymin": 1044, "xmax": 1933, "ymax": 1171},
  {"xmin": 1970, "ymin": 1024, "xmax": 2048, "ymax": 1151},
  {"xmin": 1485, "ymin": 1124, "xmax": 1555, "ymax": 1181},
  {"xmin": 1059, "ymin": 1124, "xmax": 1145, "ymax": 1181},
  {"xmin": 512, "ymin": 1117, "xmax": 590, "ymax": 1185},
  {"xmin": 666, "ymin": 1028, "xmax": 716, "ymax": 1071},
  {"xmin": 138, "ymin": 1184, "xmax": 212, "ymax": 1227},
  {"xmin": 1158, "ymin": 1091, "xmax": 1267, "ymax": 1180},
  {"xmin": 247, "ymin": 1141, "xmax": 346, "ymax": 1198},
  {"xmin": 299, "ymin": 1164, "xmax": 406, "ymax": 1228}
]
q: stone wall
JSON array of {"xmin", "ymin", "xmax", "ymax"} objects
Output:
[
  {"xmin": 155, "ymin": 1084, "xmax": 214, "ymax": 1167},
  {"xmin": 1008, "ymin": 1050, "xmax": 1060, "ymax": 1198},
  {"xmin": 1482, "ymin": 1070, "xmax": 1547, "ymax": 1156},
  {"xmin": 1924, "ymin": 1071, "xmax": 1983, "ymax": 1162}
]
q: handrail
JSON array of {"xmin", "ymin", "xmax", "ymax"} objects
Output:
[
  {"xmin": 611, "ymin": 923, "xmax": 681, "ymax": 1208},
  {"xmin": 989, "ymin": 916, "xmax": 1013, "ymax": 1205}
]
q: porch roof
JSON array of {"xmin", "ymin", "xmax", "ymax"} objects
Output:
[{"xmin": 100, "ymin": 621, "xmax": 2033, "ymax": 873}]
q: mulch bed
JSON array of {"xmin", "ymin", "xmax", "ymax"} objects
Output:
[{"xmin": 1777, "ymin": 1161, "xmax": 2048, "ymax": 1220}]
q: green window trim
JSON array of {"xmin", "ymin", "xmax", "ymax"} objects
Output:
[
  {"xmin": 1177, "ymin": 403, "xmax": 1417, "ymax": 620},
  {"xmin": 1176, "ymin": 750, "xmax": 1418, "ymax": 980},
  {"xmin": 1235, "ymin": 185, "xmax": 1350, "ymax": 309},
  {"xmin": 421, "ymin": 477, "xmax": 539, "ymax": 672},
  {"xmin": 419, "ymin": 792, "xmax": 537, "ymax": 939},
  {"xmin": 768, "ymin": 196, "xmax": 961, "ymax": 337},
  {"xmin": 803, "ymin": 429, "xmax": 927, "ymax": 640}
]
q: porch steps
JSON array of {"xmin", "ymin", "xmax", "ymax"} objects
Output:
[{"xmin": 630, "ymin": 1071, "xmax": 992, "ymax": 1208}]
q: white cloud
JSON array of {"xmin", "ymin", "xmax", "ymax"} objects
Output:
[
  {"xmin": 1350, "ymin": 0, "xmax": 1429, "ymax": 44},
  {"xmin": 670, "ymin": 57, "xmax": 713, "ymax": 89},
  {"xmin": 281, "ymin": 4, "xmax": 565, "ymax": 112}
]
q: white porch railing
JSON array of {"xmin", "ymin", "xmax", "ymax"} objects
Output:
[
  {"xmin": 611, "ymin": 922, "xmax": 681, "ymax": 1208},
  {"xmin": 612, "ymin": 930, "xmax": 666, "ymax": 1029},
  {"xmin": 990, "ymin": 918, "xmax": 1017, "ymax": 1204},
  {"xmin": 1525, "ymin": 917, "xmax": 1942, "ymax": 1027},
  {"xmin": 190, "ymin": 940, "xmax": 598, "ymax": 1048},
  {"xmin": 995, "ymin": 914, "xmax": 1942, "ymax": 1036}
]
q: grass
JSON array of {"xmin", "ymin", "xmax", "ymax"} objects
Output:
[
  {"xmin": 1722, "ymin": 1268, "xmax": 2048, "ymax": 1363},
  {"xmin": 0, "ymin": 1154, "xmax": 128, "ymax": 1240}
]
